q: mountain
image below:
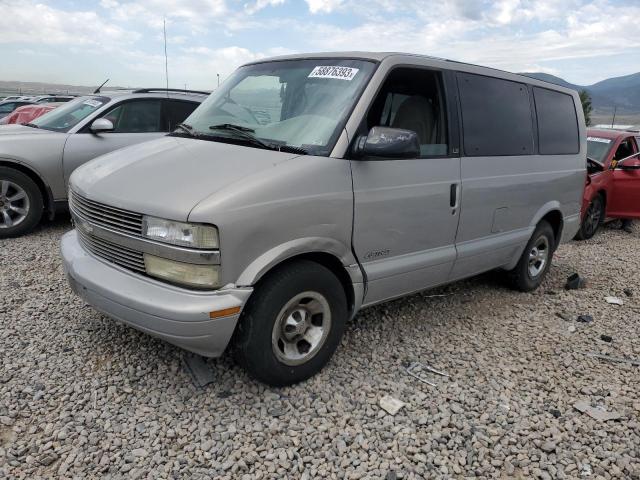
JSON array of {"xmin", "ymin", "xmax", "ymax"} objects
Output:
[
  {"xmin": 521, "ymin": 71, "xmax": 640, "ymax": 117},
  {"xmin": 520, "ymin": 73, "xmax": 579, "ymax": 90}
]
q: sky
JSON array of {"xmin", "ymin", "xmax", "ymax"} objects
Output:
[{"xmin": 1, "ymin": 0, "xmax": 639, "ymax": 90}]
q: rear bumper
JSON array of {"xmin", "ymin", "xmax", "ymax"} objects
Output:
[{"xmin": 61, "ymin": 230, "xmax": 252, "ymax": 357}]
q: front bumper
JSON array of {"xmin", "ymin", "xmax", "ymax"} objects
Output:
[{"xmin": 61, "ymin": 230, "xmax": 252, "ymax": 357}]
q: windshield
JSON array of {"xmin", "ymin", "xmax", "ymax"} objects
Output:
[
  {"xmin": 183, "ymin": 59, "xmax": 377, "ymax": 155},
  {"xmin": 586, "ymin": 136, "xmax": 613, "ymax": 164},
  {"xmin": 32, "ymin": 96, "xmax": 110, "ymax": 132}
]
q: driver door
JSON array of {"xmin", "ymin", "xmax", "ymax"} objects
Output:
[
  {"xmin": 351, "ymin": 68, "xmax": 461, "ymax": 305},
  {"xmin": 62, "ymin": 99, "xmax": 167, "ymax": 188},
  {"xmin": 608, "ymin": 136, "xmax": 640, "ymax": 219}
]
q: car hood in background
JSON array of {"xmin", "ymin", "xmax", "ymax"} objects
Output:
[
  {"xmin": 0, "ymin": 124, "xmax": 59, "ymax": 136},
  {"xmin": 70, "ymin": 136, "xmax": 302, "ymax": 221}
]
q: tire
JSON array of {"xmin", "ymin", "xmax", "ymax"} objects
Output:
[
  {"xmin": 507, "ymin": 220, "xmax": 555, "ymax": 292},
  {"xmin": 574, "ymin": 195, "xmax": 604, "ymax": 240},
  {"xmin": 0, "ymin": 167, "xmax": 43, "ymax": 238},
  {"xmin": 232, "ymin": 260, "xmax": 348, "ymax": 387}
]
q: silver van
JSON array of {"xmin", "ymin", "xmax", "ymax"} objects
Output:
[{"xmin": 61, "ymin": 52, "xmax": 585, "ymax": 386}]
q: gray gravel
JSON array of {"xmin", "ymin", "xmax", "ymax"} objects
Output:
[{"xmin": 1, "ymin": 216, "xmax": 639, "ymax": 479}]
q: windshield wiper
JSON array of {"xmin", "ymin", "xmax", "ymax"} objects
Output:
[
  {"xmin": 209, "ymin": 123, "xmax": 275, "ymax": 150},
  {"xmin": 174, "ymin": 123, "xmax": 195, "ymax": 135},
  {"xmin": 208, "ymin": 124, "xmax": 308, "ymax": 155},
  {"xmin": 24, "ymin": 122, "xmax": 39, "ymax": 129}
]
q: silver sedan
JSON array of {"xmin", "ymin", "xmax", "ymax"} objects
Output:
[{"xmin": 0, "ymin": 88, "xmax": 207, "ymax": 237}]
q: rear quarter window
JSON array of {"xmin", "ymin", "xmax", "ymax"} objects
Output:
[
  {"xmin": 165, "ymin": 100, "xmax": 199, "ymax": 131},
  {"xmin": 457, "ymin": 73, "xmax": 534, "ymax": 156},
  {"xmin": 533, "ymin": 87, "xmax": 579, "ymax": 155}
]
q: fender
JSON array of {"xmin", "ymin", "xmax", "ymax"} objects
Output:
[
  {"xmin": 529, "ymin": 200, "xmax": 562, "ymax": 228},
  {"xmin": 0, "ymin": 156, "xmax": 57, "ymax": 219},
  {"xmin": 236, "ymin": 236, "xmax": 362, "ymax": 287}
]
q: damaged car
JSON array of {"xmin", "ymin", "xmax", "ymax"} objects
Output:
[{"xmin": 575, "ymin": 128, "xmax": 640, "ymax": 239}]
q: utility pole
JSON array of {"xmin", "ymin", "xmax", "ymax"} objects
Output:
[
  {"xmin": 611, "ymin": 105, "xmax": 617, "ymax": 128},
  {"xmin": 217, "ymin": 74, "xmax": 220, "ymax": 88},
  {"xmin": 163, "ymin": 18, "xmax": 169, "ymax": 94}
]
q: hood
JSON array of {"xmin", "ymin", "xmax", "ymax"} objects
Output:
[
  {"xmin": 70, "ymin": 135, "xmax": 301, "ymax": 221},
  {"xmin": 0, "ymin": 124, "xmax": 57, "ymax": 136}
]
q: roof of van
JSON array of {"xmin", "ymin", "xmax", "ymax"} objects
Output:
[{"xmin": 243, "ymin": 51, "xmax": 578, "ymax": 93}]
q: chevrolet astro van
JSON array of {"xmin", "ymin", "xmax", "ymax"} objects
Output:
[{"xmin": 61, "ymin": 53, "xmax": 586, "ymax": 386}]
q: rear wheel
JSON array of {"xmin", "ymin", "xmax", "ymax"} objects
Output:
[
  {"xmin": 507, "ymin": 220, "xmax": 555, "ymax": 292},
  {"xmin": 232, "ymin": 260, "xmax": 348, "ymax": 386},
  {"xmin": 575, "ymin": 195, "xmax": 604, "ymax": 240},
  {"xmin": 0, "ymin": 167, "xmax": 43, "ymax": 238}
]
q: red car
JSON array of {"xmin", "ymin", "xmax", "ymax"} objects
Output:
[
  {"xmin": 0, "ymin": 103, "xmax": 59, "ymax": 125},
  {"xmin": 576, "ymin": 128, "xmax": 640, "ymax": 239}
]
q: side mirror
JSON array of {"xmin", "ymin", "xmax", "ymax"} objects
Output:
[
  {"xmin": 615, "ymin": 153, "xmax": 640, "ymax": 169},
  {"xmin": 90, "ymin": 118, "xmax": 114, "ymax": 134},
  {"xmin": 353, "ymin": 126, "xmax": 420, "ymax": 160}
]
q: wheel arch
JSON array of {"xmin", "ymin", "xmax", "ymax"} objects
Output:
[
  {"xmin": 236, "ymin": 238, "xmax": 364, "ymax": 319},
  {"xmin": 539, "ymin": 209, "xmax": 563, "ymax": 249},
  {"xmin": 0, "ymin": 159, "xmax": 55, "ymax": 219}
]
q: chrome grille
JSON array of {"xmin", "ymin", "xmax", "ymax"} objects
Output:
[
  {"xmin": 69, "ymin": 190, "xmax": 143, "ymax": 236},
  {"xmin": 77, "ymin": 226, "xmax": 146, "ymax": 273}
]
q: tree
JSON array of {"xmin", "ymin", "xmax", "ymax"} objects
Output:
[{"xmin": 579, "ymin": 89, "xmax": 592, "ymax": 126}]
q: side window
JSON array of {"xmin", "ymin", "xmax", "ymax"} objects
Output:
[
  {"xmin": 533, "ymin": 87, "xmax": 579, "ymax": 155},
  {"xmin": 458, "ymin": 73, "xmax": 533, "ymax": 156},
  {"xmin": 0, "ymin": 103, "xmax": 15, "ymax": 113},
  {"xmin": 614, "ymin": 137, "xmax": 636, "ymax": 160},
  {"xmin": 366, "ymin": 68, "xmax": 448, "ymax": 157},
  {"xmin": 164, "ymin": 100, "xmax": 199, "ymax": 131},
  {"xmin": 101, "ymin": 100, "xmax": 162, "ymax": 133}
]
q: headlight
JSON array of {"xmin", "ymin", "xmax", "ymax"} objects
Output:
[
  {"xmin": 142, "ymin": 216, "xmax": 218, "ymax": 249},
  {"xmin": 144, "ymin": 254, "xmax": 220, "ymax": 288}
]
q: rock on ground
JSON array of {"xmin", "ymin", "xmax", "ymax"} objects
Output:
[{"xmin": 1, "ymin": 216, "xmax": 639, "ymax": 479}]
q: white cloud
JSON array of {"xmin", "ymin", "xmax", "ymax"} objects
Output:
[
  {"xmin": 100, "ymin": 0, "xmax": 227, "ymax": 28},
  {"xmin": 0, "ymin": 0, "xmax": 638, "ymax": 87},
  {"xmin": 301, "ymin": 0, "xmax": 640, "ymax": 83},
  {"xmin": 0, "ymin": 0, "xmax": 139, "ymax": 46},
  {"xmin": 306, "ymin": 0, "xmax": 343, "ymax": 14},
  {"xmin": 244, "ymin": 0, "xmax": 285, "ymax": 15}
]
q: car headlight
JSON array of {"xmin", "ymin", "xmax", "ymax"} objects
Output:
[
  {"xmin": 144, "ymin": 254, "xmax": 220, "ymax": 288},
  {"xmin": 142, "ymin": 216, "xmax": 218, "ymax": 249}
]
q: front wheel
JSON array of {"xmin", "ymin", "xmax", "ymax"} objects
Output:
[
  {"xmin": 575, "ymin": 195, "xmax": 603, "ymax": 240},
  {"xmin": 232, "ymin": 260, "xmax": 348, "ymax": 386},
  {"xmin": 0, "ymin": 167, "xmax": 43, "ymax": 238},
  {"xmin": 507, "ymin": 220, "xmax": 555, "ymax": 292}
]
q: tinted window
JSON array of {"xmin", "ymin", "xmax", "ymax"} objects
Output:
[
  {"xmin": 533, "ymin": 87, "xmax": 579, "ymax": 154},
  {"xmin": 366, "ymin": 68, "xmax": 448, "ymax": 157},
  {"xmin": 458, "ymin": 73, "xmax": 534, "ymax": 156},
  {"xmin": 0, "ymin": 102, "xmax": 15, "ymax": 113},
  {"xmin": 165, "ymin": 100, "xmax": 199, "ymax": 131},
  {"xmin": 614, "ymin": 137, "xmax": 636, "ymax": 160},
  {"xmin": 102, "ymin": 100, "xmax": 162, "ymax": 133}
]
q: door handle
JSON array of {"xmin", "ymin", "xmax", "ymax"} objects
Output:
[{"xmin": 450, "ymin": 183, "xmax": 457, "ymax": 208}]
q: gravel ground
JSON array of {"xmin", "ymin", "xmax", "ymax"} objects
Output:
[{"xmin": 1, "ymin": 216, "xmax": 639, "ymax": 479}]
